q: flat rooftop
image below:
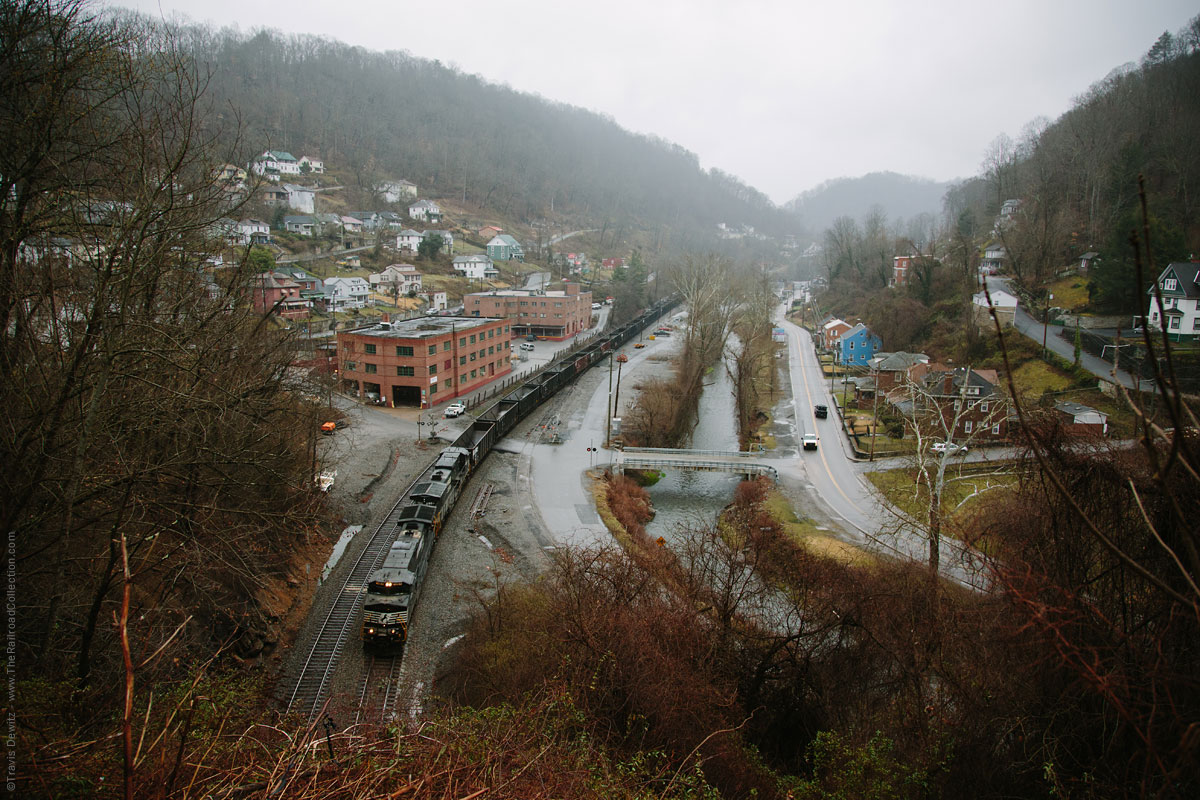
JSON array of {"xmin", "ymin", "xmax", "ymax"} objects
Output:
[{"xmin": 347, "ymin": 315, "xmax": 504, "ymax": 339}]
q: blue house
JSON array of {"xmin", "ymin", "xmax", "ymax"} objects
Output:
[{"xmin": 839, "ymin": 323, "xmax": 881, "ymax": 366}]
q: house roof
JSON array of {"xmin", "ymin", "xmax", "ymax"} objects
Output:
[
  {"xmin": 398, "ymin": 229, "xmax": 422, "ymax": 237},
  {"xmin": 409, "ymin": 199, "xmax": 440, "ymax": 210},
  {"xmin": 842, "ymin": 322, "xmax": 876, "ymax": 339},
  {"xmin": 283, "ymin": 215, "xmax": 315, "ymax": 224},
  {"xmin": 972, "ymin": 289, "xmax": 1018, "ymax": 308},
  {"xmin": 871, "ymin": 351, "xmax": 929, "ymax": 371},
  {"xmin": 260, "ymin": 150, "xmax": 297, "ymax": 162},
  {"xmin": 282, "ymin": 183, "xmax": 312, "ymax": 193},
  {"xmin": 1055, "ymin": 401, "xmax": 1106, "ymax": 418},
  {"xmin": 454, "ymin": 254, "xmax": 492, "ymax": 263},
  {"xmin": 490, "ymin": 234, "xmax": 522, "ymax": 248},
  {"xmin": 1148, "ymin": 263, "xmax": 1200, "ymax": 298},
  {"xmin": 822, "ymin": 318, "xmax": 850, "ymax": 331}
]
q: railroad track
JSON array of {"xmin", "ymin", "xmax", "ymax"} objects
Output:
[
  {"xmin": 354, "ymin": 653, "xmax": 402, "ymax": 726},
  {"xmin": 282, "ymin": 482, "xmax": 420, "ymax": 719}
]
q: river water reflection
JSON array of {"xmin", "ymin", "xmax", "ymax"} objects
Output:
[{"xmin": 643, "ymin": 347, "xmax": 743, "ymax": 540}]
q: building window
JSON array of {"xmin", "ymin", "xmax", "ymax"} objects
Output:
[
  {"xmin": 980, "ymin": 401, "xmax": 989, "ymax": 413},
  {"xmin": 992, "ymin": 423, "xmax": 1001, "ymax": 434},
  {"xmin": 429, "ymin": 383, "xmax": 437, "ymax": 394},
  {"xmin": 488, "ymin": 329, "xmax": 494, "ymax": 338},
  {"xmin": 365, "ymin": 363, "xmax": 377, "ymax": 374},
  {"xmin": 470, "ymin": 334, "xmax": 476, "ymax": 344},
  {"xmin": 964, "ymin": 420, "xmax": 973, "ymax": 433},
  {"xmin": 1164, "ymin": 278, "xmax": 1177, "ymax": 291},
  {"xmin": 488, "ymin": 346, "xmax": 494, "ymax": 354},
  {"xmin": 396, "ymin": 346, "xmax": 413, "ymax": 357},
  {"xmin": 444, "ymin": 359, "xmax": 451, "ymax": 370},
  {"xmin": 428, "ymin": 364, "xmax": 437, "ymax": 375},
  {"xmin": 470, "ymin": 369, "xmax": 477, "ymax": 379},
  {"xmin": 428, "ymin": 345, "xmax": 436, "ymax": 355},
  {"xmin": 470, "ymin": 352, "xmax": 476, "ymax": 362},
  {"xmin": 364, "ymin": 343, "xmax": 376, "ymax": 355},
  {"xmin": 459, "ymin": 356, "xmax": 466, "ymax": 365},
  {"xmin": 459, "ymin": 337, "xmax": 466, "ymax": 346},
  {"xmin": 1169, "ymin": 316, "xmax": 1181, "ymax": 330},
  {"xmin": 398, "ymin": 366, "xmax": 414, "ymax": 376},
  {"xmin": 344, "ymin": 361, "xmax": 357, "ymax": 371},
  {"xmin": 967, "ymin": 386, "xmax": 980, "ymax": 396},
  {"xmin": 443, "ymin": 341, "xmax": 452, "ymax": 351}
]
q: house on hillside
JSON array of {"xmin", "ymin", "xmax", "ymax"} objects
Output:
[
  {"xmin": 453, "ymin": 254, "xmax": 498, "ymax": 280},
  {"xmin": 972, "ymin": 288, "xmax": 1018, "ymax": 329},
  {"xmin": 347, "ymin": 211, "xmax": 382, "ymax": 231},
  {"xmin": 274, "ymin": 267, "xmax": 321, "ymax": 292},
  {"xmin": 1144, "ymin": 262, "xmax": 1200, "ymax": 341},
  {"xmin": 920, "ymin": 367, "xmax": 1009, "ymax": 441},
  {"xmin": 282, "ymin": 184, "xmax": 315, "ymax": 214},
  {"xmin": 283, "ymin": 215, "xmax": 316, "ymax": 236},
  {"xmin": 251, "ymin": 150, "xmax": 300, "ymax": 180},
  {"xmin": 981, "ymin": 242, "xmax": 1007, "ymax": 275},
  {"xmin": 396, "ymin": 229, "xmax": 423, "ymax": 253},
  {"xmin": 419, "ymin": 290, "xmax": 448, "ymax": 312},
  {"xmin": 408, "ymin": 199, "xmax": 442, "ymax": 223},
  {"xmin": 322, "ymin": 276, "xmax": 371, "ymax": 312},
  {"xmin": 251, "ymin": 272, "xmax": 310, "ymax": 319},
  {"xmin": 370, "ymin": 264, "xmax": 423, "ymax": 294},
  {"xmin": 298, "ymin": 155, "xmax": 324, "ymax": 174},
  {"xmin": 486, "ymin": 234, "xmax": 525, "ymax": 262},
  {"xmin": 478, "ymin": 225, "xmax": 503, "ymax": 239},
  {"xmin": 821, "ymin": 318, "xmax": 853, "ymax": 352},
  {"xmin": 378, "ymin": 180, "xmax": 418, "ymax": 203},
  {"xmin": 839, "ymin": 323, "xmax": 882, "ymax": 366},
  {"xmin": 237, "ymin": 218, "xmax": 271, "ymax": 245},
  {"xmin": 892, "ymin": 255, "xmax": 913, "ymax": 287},
  {"xmin": 869, "ymin": 351, "xmax": 931, "ymax": 394}
]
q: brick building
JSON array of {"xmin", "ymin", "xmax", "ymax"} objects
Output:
[
  {"xmin": 336, "ymin": 315, "xmax": 512, "ymax": 408},
  {"xmin": 464, "ymin": 281, "xmax": 592, "ymax": 340}
]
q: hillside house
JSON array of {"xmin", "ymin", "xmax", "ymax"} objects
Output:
[
  {"xmin": 348, "ymin": 212, "xmax": 382, "ymax": 231},
  {"xmin": 274, "ymin": 267, "xmax": 321, "ymax": 292},
  {"xmin": 920, "ymin": 367, "xmax": 1009, "ymax": 441},
  {"xmin": 283, "ymin": 215, "xmax": 316, "ymax": 236},
  {"xmin": 298, "ymin": 155, "xmax": 324, "ymax": 174},
  {"xmin": 423, "ymin": 230, "xmax": 454, "ymax": 254},
  {"xmin": 251, "ymin": 150, "xmax": 300, "ymax": 180},
  {"xmin": 453, "ymin": 254, "xmax": 498, "ymax": 280},
  {"xmin": 250, "ymin": 272, "xmax": 310, "ymax": 319},
  {"xmin": 478, "ymin": 225, "xmax": 503, "ymax": 239},
  {"xmin": 282, "ymin": 184, "xmax": 315, "ymax": 214},
  {"xmin": 378, "ymin": 180, "xmax": 418, "ymax": 203},
  {"xmin": 821, "ymin": 318, "xmax": 853, "ymax": 352},
  {"xmin": 408, "ymin": 199, "xmax": 442, "ymax": 223},
  {"xmin": 396, "ymin": 229, "xmax": 423, "ymax": 253},
  {"xmin": 486, "ymin": 234, "xmax": 525, "ymax": 262},
  {"xmin": 981, "ymin": 242, "xmax": 1007, "ymax": 275},
  {"xmin": 370, "ymin": 264, "xmax": 423, "ymax": 294},
  {"xmin": 972, "ymin": 289, "xmax": 1018, "ymax": 328},
  {"xmin": 237, "ymin": 218, "xmax": 270, "ymax": 245},
  {"xmin": 419, "ymin": 290, "xmax": 448, "ymax": 312},
  {"xmin": 1144, "ymin": 262, "xmax": 1200, "ymax": 341},
  {"xmin": 868, "ymin": 351, "xmax": 931, "ymax": 394},
  {"xmin": 322, "ymin": 276, "xmax": 372, "ymax": 312},
  {"xmin": 892, "ymin": 255, "xmax": 912, "ymax": 287},
  {"xmin": 839, "ymin": 323, "xmax": 882, "ymax": 366}
]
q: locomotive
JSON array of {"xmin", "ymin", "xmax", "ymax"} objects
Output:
[{"xmin": 361, "ymin": 297, "xmax": 678, "ymax": 649}]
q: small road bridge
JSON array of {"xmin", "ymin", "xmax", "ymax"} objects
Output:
[{"xmin": 614, "ymin": 447, "xmax": 777, "ymax": 481}]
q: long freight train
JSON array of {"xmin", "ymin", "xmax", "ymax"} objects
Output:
[{"xmin": 361, "ymin": 296, "xmax": 678, "ymax": 649}]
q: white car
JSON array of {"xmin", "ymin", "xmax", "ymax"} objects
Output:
[
  {"xmin": 802, "ymin": 433, "xmax": 818, "ymax": 451},
  {"xmin": 932, "ymin": 441, "xmax": 968, "ymax": 455},
  {"xmin": 592, "ymin": 302, "xmax": 602, "ymax": 309},
  {"xmin": 443, "ymin": 402, "xmax": 466, "ymax": 418}
]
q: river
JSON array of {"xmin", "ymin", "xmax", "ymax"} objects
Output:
[{"xmin": 643, "ymin": 345, "xmax": 743, "ymax": 540}]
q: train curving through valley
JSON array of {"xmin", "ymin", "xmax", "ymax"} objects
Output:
[{"xmin": 360, "ymin": 296, "xmax": 678, "ymax": 650}]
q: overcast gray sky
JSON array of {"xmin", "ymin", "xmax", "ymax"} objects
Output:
[{"xmin": 116, "ymin": 0, "xmax": 1197, "ymax": 204}]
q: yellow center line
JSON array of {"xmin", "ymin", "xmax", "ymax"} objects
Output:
[{"xmin": 790, "ymin": 325, "xmax": 869, "ymax": 520}]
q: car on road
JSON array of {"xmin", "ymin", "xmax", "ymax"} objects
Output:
[
  {"xmin": 320, "ymin": 419, "xmax": 348, "ymax": 435},
  {"xmin": 592, "ymin": 302, "xmax": 601, "ymax": 309},
  {"xmin": 443, "ymin": 402, "xmax": 466, "ymax": 418},
  {"xmin": 814, "ymin": 404, "xmax": 828, "ymax": 419},
  {"xmin": 526, "ymin": 334, "xmax": 537, "ymax": 342},
  {"xmin": 932, "ymin": 441, "xmax": 968, "ymax": 455},
  {"xmin": 633, "ymin": 342, "xmax": 646, "ymax": 349},
  {"xmin": 803, "ymin": 433, "xmax": 818, "ymax": 450},
  {"xmin": 520, "ymin": 342, "xmax": 535, "ymax": 351}
]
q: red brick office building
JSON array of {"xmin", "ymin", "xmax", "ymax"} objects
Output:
[
  {"xmin": 464, "ymin": 281, "xmax": 592, "ymax": 340},
  {"xmin": 336, "ymin": 315, "xmax": 511, "ymax": 408}
]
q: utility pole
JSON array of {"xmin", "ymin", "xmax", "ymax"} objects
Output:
[
  {"xmin": 869, "ymin": 366, "xmax": 880, "ymax": 461},
  {"xmin": 1042, "ymin": 293, "xmax": 1053, "ymax": 358},
  {"xmin": 606, "ymin": 352, "xmax": 614, "ymax": 447}
]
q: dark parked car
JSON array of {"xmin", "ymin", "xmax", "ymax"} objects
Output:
[{"xmin": 814, "ymin": 404, "xmax": 828, "ymax": 419}]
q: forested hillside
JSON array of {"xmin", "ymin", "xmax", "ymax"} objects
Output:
[
  {"xmin": 944, "ymin": 23, "xmax": 1200, "ymax": 311},
  {"xmin": 161, "ymin": 20, "xmax": 802, "ymax": 245},
  {"xmin": 786, "ymin": 171, "xmax": 951, "ymax": 233}
]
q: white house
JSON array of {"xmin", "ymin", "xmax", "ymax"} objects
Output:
[
  {"xmin": 338, "ymin": 215, "xmax": 363, "ymax": 234},
  {"xmin": 452, "ymin": 254, "xmax": 497, "ymax": 280},
  {"xmin": 419, "ymin": 290, "xmax": 448, "ymax": 312},
  {"xmin": 237, "ymin": 218, "xmax": 270, "ymax": 245},
  {"xmin": 395, "ymin": 229, "xmax": 423, "ymax": 252},
  {"xmin": 369, "ymin": 264, "xmax": 423, "ymax": 293},
  {"xmin": 981, "ymin": 243, "xmax": 1007, "ymax": 275},
  {"xmin": 408, "ymin": 199, "xmax": 442, "ymax": 222},
  {"xmin": 322, "ymin": 276, "xmax": 372, "ymax": 311},
  {"xmin": 282, "ymin": 184, "xmax": 316, "ymax": 214},
  {"xmin": 378, "ymin": 179, "xmax": 418, "ymax": 203},
  {"xmin": 972, "ymin": 288, "xmax": 1018, "ymax": 328},
  {"xmin": 1145, "ymin": 262, "xmax": 1200, "ymax": 342},
  {"xmin": 298, "ymin": 155, "xmax": 324, "ymax": 174},
  {"xmin": 251, "ymin": 150, "xmax": 300, "ymax": 180}
]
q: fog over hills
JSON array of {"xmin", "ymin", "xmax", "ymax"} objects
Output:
[{"xmin": 785, "ymin": 172, "xmax": 953, "ymax": 231}]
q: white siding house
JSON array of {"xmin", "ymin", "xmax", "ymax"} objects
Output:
[{"xmin": 323, "ymin": 277, "xmax": 372, "ymax": 311}]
